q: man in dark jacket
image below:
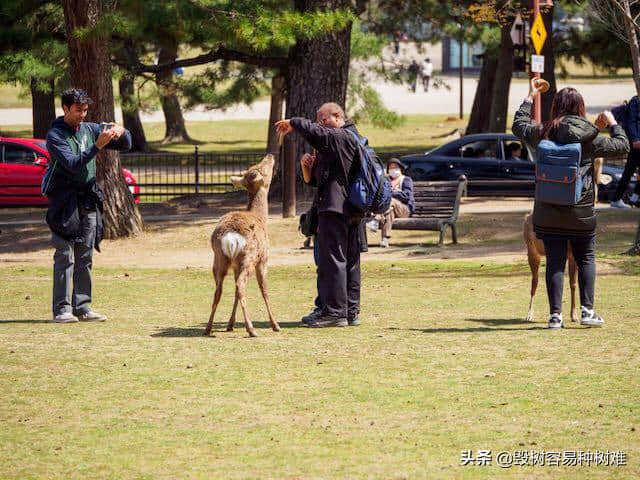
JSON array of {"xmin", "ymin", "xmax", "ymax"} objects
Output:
[
  {"xmin": 276, "ymin": 102, "xmax": 361, "ymax": 327},
  {"xmin": 45, "ymin": 88, "xmax": 132, "ymax": 323},
  {"xmin": 610, "ymin": 94, "xmax": 640, "ymax": 208}
]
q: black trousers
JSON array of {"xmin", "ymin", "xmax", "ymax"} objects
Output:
[
  {"xmin": 542, "ymin": 235, "xmax": 596, "ymax": 314},
  {"xmin": 614, "ymin": 148, "xmax": 640, "ymax": 201},
  {"xmin": 317, "ymin": 211, "xmax": 361, "ymax": 318}
]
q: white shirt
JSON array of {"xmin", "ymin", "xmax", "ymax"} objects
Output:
[{"xmin": 422, "ymin": 61, "xmax": 433, "ymax": 76}]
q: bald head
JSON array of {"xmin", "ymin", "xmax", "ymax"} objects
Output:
[{"xmin": 316, "ymin": 102, "xmax": 345, "ymax": 128}]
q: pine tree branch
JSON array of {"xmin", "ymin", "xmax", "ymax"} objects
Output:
[{"xmin": 114, "ymin": 45, "xmax": 287, "ymax": 74}]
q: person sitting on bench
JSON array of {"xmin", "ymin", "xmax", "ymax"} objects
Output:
[{"xmin": 367, "ymin": 158, "xmax": 415, "ymax": 248}]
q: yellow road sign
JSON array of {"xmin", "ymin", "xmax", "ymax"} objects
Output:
[{"xmin": 530, "ymin": 14, "xmax": 547, "ymax": 54}]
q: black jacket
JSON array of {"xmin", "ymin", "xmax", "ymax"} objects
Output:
[
  {"xmin": 291, "ymin": 118, "xmax": 359, "ymax": 216},
  {"xmin": 512, "ymin": 100, "xmax": 629, "ymax": 236},
  {"xmin": 45, "ymin": 117, "xmax": 132, "ymax": 248},
  {"xmin": 624, "ymin": 95, "xmax": 640, "ymax": 143}
]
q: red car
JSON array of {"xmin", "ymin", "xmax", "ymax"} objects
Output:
[{"xmin": 0, "ymin": 136, "xmax": 140, "ymax": 206}]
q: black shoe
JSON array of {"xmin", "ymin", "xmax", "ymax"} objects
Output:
[
  {"xmin": 301, "ymin": 308, "xmax": 322, "ymax": 325},
  {"xmin": 307, "ymin": 315, "xmax": 348, "ymax": 328},
  {"xmin": 348, "ymin": 315, "xmax": 360, "ymax": 326}
]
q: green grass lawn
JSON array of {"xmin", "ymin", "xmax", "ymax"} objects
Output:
[{"xmin": 1, "ymin": 255, "xmax": 639, "ymax": 479}]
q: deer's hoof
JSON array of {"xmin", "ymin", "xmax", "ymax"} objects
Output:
[
  {"xmin": 226, "ymin": 326, "xmax": 234, "ymax": 332},
  {"xmin": 272, "ymin": 324, "xmax": 281, "ymax": 332},
  {"xmin": 203, "ymin": 329, "xmax": 211, "ymax": 336},
  {"xmin": 248, "ymin": 329, "xmax": 258, "ymax": 338},
  {"xmin": 525, "ymin": 313, "xmax": 534, "ymax": 322}
]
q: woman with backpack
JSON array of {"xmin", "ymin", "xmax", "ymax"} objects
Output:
[{"xmin": 512, "ymin": 79, "xmax": 629, "ymax": 329}]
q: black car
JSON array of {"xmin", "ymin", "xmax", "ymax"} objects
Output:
[{"xmin": 400, "ymin": 133, "xmax": 632, "ymax": 200}]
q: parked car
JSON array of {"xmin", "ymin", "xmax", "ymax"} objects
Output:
[
  {"xmin": 400, "ymin": 133, "xmax": 633, "ymax": 201},
  {"xmin": 0, "ymin": 136, "xmax": 140, "ymax": 206}
]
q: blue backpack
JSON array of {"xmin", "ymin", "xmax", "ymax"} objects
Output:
[
  {"xmin": 346, "ymin": 130, "xmax": 392, "ymax": 214},
  {"xmin": 535, "ymin": 139, "xmax": 583, "ymax": 205}
]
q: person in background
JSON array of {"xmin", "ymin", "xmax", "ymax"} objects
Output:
[
  {"xmin": 506, "ymin": 142, "xmax": 523, "ymax": 161},
  {"xmin": 512, "ymin": 79, "xmax": 629, "ymax": 329},
  {"xmin": 610, "ymin": 94, "xmax": 640, "ymax": 208},
  {"xmin": 408, "ymin": 60, "xmax": 420, "ymax": 93},
  {"xmin": 367, "ymin": 158, "xmax": 414, "ymax": 248},
  {"xmin": 421, "ymin": 57, "xmax": 433, "ymax": 92}
]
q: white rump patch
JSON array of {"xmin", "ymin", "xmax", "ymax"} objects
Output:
[{"xmin": 220, "ymin": 232, "xmax": 246, "ymax": 259}]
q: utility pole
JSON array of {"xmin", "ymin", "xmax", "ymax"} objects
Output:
[{"xmin": 459, "ymin": 38, "xmax": 464, "ymax": 119}]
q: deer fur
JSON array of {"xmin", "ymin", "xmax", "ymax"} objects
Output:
[
  {"xmin": 204, "ymin": 154, "xmax": 279, "ymax": 337},
  {"xmin": 524, "ymin": 157, "xmax": 603, "ymax": 323}
]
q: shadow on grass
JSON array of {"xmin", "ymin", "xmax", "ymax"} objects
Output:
[
  {"xmin": 0, "ymin": 319, "xmax": 52, "ymax": 324},
  {"xmin": 388, "ymin": 323, "xmax": 547, "ymax": 333},
  {"xmin": 465, "ymin": 318, "xmax": 531, "ymax": 326},
  {"xmin": 152, "ymin": 321, "xmax": 302, "ymax": 337}
]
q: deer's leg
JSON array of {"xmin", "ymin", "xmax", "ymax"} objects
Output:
[
  {"xmin": 526, "ymin": 247, "xmax": 540, "ymax": 322},
  {"xmin": 256, "ymin": 260, "xmax": 280, "ymax": 332},
  {"xmin": 204, "ymin": 257, "xmax": 229, "ymax": 336},
  {"xmin": 235, "ymin": 268, "xmax": 256, "ymax": 337},
  {"xmin": 568, "ymin": 255, "xmax": 579, "ymax": 322},
  {"xmin": 226, "ymin": 269, "xmax": 240, "ymax": 332}
]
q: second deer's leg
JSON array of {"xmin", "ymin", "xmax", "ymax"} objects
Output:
[
  {"xmin": 235, "ymin": 268, "xmax": 256, "ymax": 337},
  {"xmin": 526, "ymin": 247, "xmax": 540, "ymax": 322},
  {"xmin": 226, "ymin": 269, "xmax": 240, "ymax": 332},
  {"xmin": 256, "ymin": 260, "xmax": 280, "ymax": 332},
  {"xmin": 204, "ymin": 257, "xmax": 229, "ymax": 336}
]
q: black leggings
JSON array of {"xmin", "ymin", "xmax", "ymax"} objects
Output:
[{"xmin": 542, "ymin": 236, "xmax": 596, "ymax": 314}]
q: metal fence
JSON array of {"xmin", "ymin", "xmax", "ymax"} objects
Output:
[{"xmin": 120, "ymin": 148, "xmax": 267, "ymax": 202}]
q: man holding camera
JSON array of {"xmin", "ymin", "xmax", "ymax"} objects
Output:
[{"xmin": 45, "ymin": 88, "xmax": 132, "ymax": 323}]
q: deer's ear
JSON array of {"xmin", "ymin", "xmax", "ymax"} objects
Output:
[{"xmin": 230, "ymin": 175, "xmax": 246, "ymax": 189}]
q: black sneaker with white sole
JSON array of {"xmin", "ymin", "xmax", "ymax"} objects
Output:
[
  {"xmin": 548, "ymin": 313, "xmax": 563, "ymax": 329},
  {"xmin": 580, "ymin": 307, "xmax": 604, "ymax": 327},
  {"xmin": 348, "ymin": 315, "xmax": 360, "ymax": 326}
]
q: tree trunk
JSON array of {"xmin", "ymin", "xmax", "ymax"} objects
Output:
[
  {"xmin": 466, "ymin": 53, "xmax": 498, "ymax": 134},
  {"xmin": 156, "ymin": 45, "xmax": 192, "ymax": 144},
  {"xmin": 275, "ymin": 0, "xmax": 352, "ymax": 201},
  {"xmin": 621, "ymin": 0, "xmax": 640, "ymax": 96},
  {"xmin": 488, "ymin": 20, "xmax": 514, "ymax": 132},
  {"xmin": 266, "ymin": 73, "xmax": 285, "ymax": 155},
  {"xmin": 30, "ymin": 77, "xmax": 56, "ymax": 139},
  {"xmin": 62, "ymin": 0, "xmax": 143, "ymax": 239},
  {"xmin": 540, "ymin": 5, "xmax": 557, "ymax": 122},
  {"xmin": 118, "ymin": 74, "xmax": 149, "ymax": 152},
  {"xmin": 621, "ymin": 0, "xmax": 640, "ymax": 255}
]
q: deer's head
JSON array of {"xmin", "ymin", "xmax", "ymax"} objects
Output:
[{"xmin": 231, "ymin": 154, "xmax": 275, "ymax": 194}]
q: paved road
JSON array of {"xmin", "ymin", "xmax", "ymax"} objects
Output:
[{"xmin": 0, "ymin": 77, "xmax": 635, "ymax": 126}]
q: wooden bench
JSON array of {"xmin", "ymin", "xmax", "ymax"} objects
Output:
[{"xmin": 392, "ymin": 175, "xmax": 467, "ymax": 246}]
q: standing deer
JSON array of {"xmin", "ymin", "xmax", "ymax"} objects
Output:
[
  {"xmin": 204, "ymin": 154, "xmax": 279, "ymax": 337},
  {"xmin": 524, "ymin": 157, "xmax": 603, "ymax": 323}
]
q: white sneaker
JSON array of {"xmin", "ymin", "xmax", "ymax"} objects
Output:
[
  {"xmin": 580, "ymin": 306, "xmax": 604, "ymax": 327},
  {"xmin": 76, "ymin": 310, "xmax": 107, "ymax": 322},
  {"xmin": 548, "ymin": 313, "xmax": 563, "ymax": 329},
  {"xmin": 53, "ymin": 312, "xmax": 78, "ymax": 323},
  {"xmin": 380, "ymin": 237, "xmax": 390, "ymax": 248},
  {"xmin": 610, "ymin": 199, "xmax": 631, "ymax": 209},
  {"xmin": 366, "ymin": 220, "xmax": 379, "ymax": 232}
]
